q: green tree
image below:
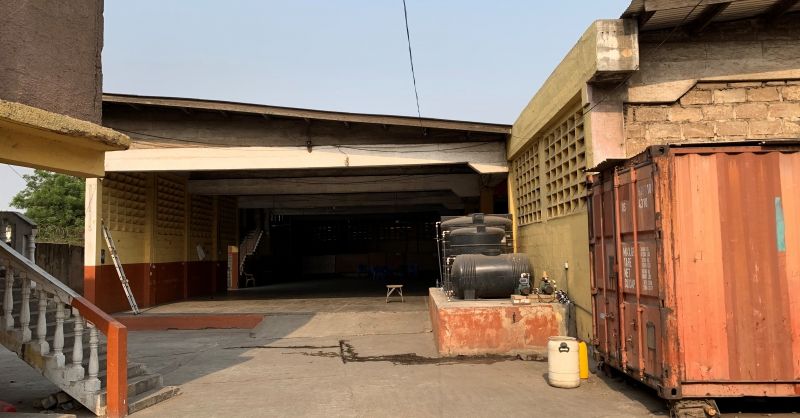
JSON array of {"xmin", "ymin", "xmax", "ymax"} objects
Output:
[{"xmin": 11, "ymin": 170, "xmax": 85, "ymax": 229}]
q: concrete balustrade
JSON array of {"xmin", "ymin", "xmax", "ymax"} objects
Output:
[{"xmin": 1, "ymin": 239, "xmax": 129, "ymax": 417}]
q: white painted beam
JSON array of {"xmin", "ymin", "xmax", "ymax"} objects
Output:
[
  {"xmin": 105, "ymin": 143, "xmax": 508, "ymax": 174},
  {"xmin": 187, "ymin": 174, "xmax": 484, "ymax": 197}
]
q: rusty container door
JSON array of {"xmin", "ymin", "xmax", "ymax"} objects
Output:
[
  {"xmin": 589, "ymin": 174, "xmax": 622, "ymax": 368},
  {"xmin": 592, "ymin": 145, "xmax": 800, "ymax": 399},
  {"xmin": 590, "ymin": 159, "xmax": 663, "ymax": 385},
  {"xmin": 668, "ymin": 149, "xmax": 800, "ymax": 397},
  {"xmin": 615, "ymin": 163, "xmax": 663, "ymax": 383}
]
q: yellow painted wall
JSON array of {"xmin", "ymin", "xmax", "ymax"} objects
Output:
[
  {"xmin": 100, "ymin": 172, "xmax": 149, "ymax": 263},
  {"xmin": 216, "ymin": 196, "xmax": 238, "ymax": 261},
  {"xmin": 152, "ymin": 174, "xmax": 187, "ymax": 264},
  {"xmin": 86, "ymin": 172, "xmax": 233, "ymax": 267},
  {"xmin": 516, "ymin": 212, "xmax": 592, "ymax": 341},
  {"xmin": 189, "ymin": 194, "xmax": 215, "ymax": 262}
]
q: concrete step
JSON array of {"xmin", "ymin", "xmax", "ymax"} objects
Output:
[
  {"xmin": 126, "ymin": 374, "xmax": 163, "ymax": 398},
  {"xmin": 98, "ymin": 362, "xmax": 148, "ymax": 386},
  {"xmin": 94, "ymin": 373, "xmax": 165, "ymax": 407},
  {"xmin": 126, "ymin": 386, "xmax": 181, "ymax": 415}
]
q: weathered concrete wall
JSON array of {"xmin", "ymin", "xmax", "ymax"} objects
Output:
[
  {"xmin": 625, "ymin": 80, "xmax": 800, "ymax": 155},
  {"xmin": 35, "ymin": 243, "xmax": 84, "ymax": 293},
  {"xmin": 429, "ymin": 288, "xmax": 567, "ymax": 357},
  {"xmin": 0, "ymin": 0, "xmax": 104, "ymax": 123},
  {"xmin": 627, "ymin": 16, "xmax": 800, "ymax": 105}
]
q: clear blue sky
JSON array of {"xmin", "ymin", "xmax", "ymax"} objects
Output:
[{"xmin": 2, "ymin": 0, "xmax": 629, "ymax": 210}]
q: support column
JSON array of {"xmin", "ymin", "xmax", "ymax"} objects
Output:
[
  {"xmin": 479, "ymin": 187, "xmax": 494, "ymax": 214},
  {"xmin": 83, "ymin": 178, "xmax": 104, "ymax": 303},
  {"xmin": 583, "ymin": 84, "xmax": 625, "ymax": 166},
  {"xmin": 26, "ymin": 228, "xmax": 37, "ymax": 261},
  {"xmin": 143, "ymin": 173, "xmax": 156, "ymax": 307},
  {"xmin": 183, "ymin": 190, "xmax": 191, "ymax": 299},
  {"xmin": 211, "ymin": 197, "xmax": 219, "ymax": 294}
]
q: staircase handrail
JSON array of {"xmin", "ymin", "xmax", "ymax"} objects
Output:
[{"xmin": 0, "ymin": 239, "xmax": 128, "ymax": 418}]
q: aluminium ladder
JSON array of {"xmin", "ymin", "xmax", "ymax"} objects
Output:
[{"xmin": 101, "ymin": 220, "xmax": 140, "ymax": 314}]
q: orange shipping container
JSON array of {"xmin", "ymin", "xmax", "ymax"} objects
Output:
[{"xmin": 588, "ymin": 143, "xmax": 800, "ymax": 413}]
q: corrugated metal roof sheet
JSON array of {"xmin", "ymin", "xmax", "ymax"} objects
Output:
[{"xmin": 622, "ymin": 0, "xmax": 796, "ymax": 31}]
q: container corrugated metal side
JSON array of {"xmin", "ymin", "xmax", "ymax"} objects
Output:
[{"xmin": 589, "ymin": 143, "xmax": 800, "ymax": 400}]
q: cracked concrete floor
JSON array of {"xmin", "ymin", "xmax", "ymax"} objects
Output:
[{"xmin": 1, "ymin": 308, "xmax": 797, "ymax": 417}]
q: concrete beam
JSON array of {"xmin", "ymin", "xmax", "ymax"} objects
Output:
[
  {"xmin": 105, "ymin": 143, "xmax": 508, "ymax": 174},
  {"xmin": 509, "ymin": 19, "xmax": 638, "ymax": 159},
  {"xmin": 238, "ymin": 191, "xmax": 465, "ymax": 210},
  {"xmin": 103, "ymin": 94, "xmax": 510, "ymax": 134},
  {"xmin": 0, "ymin": 100, "xmax": 129, "ymax": 177},
  {"xmin": 187, "ymin": 174, "xmax": 485, "ymax": 197}
]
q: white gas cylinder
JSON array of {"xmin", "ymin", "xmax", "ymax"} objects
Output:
[{"xmin": 547, "ymin": 336, "xmax": 580, "ymax": 388}]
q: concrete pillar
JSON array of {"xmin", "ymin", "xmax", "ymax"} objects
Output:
[
  {"xmin": 143, "ymin": 173, "xmax": 156, "ymax": 307},
  {"xmin": 26, "ymin": 229, "xmax": 36, "ymax": 262},
  {"xmin": 479, "ymin": 187, "xmax": 494, "ymax": 214},
  {"xmin": 583, "ymin": 84, "xmax": 625, "ymax": 167},
  {"xmin": 83, "ymin": 178, "xmax": 104, "ymax": 303}
]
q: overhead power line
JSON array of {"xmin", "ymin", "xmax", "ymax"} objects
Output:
[
  {"xmin": 401, "ymin": 0, "xmax": 422, "ymax": 122},
  {"xmin": 6, "ymin": 164, "xmax": 25, "ymax": 180}
]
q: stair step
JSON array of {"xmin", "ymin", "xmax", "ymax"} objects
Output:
[
  {"xmin": 126, "ymin": 373, "xmax": 163, "ymax": 398},
  {"xmin": 126, "ymin": 386, "xmax": 181, "ymax": 415},
  {"xmin": 98, "ymin": 362, "xmax": 148, "ymax": 385}
]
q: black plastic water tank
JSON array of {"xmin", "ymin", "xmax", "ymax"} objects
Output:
[
  {"xmin": 441, "ymin": 213, "xmax": 512, "ymax": 232},
  {"xmin": 448, "ymin": 224, "xmax": 505, "ymax": 255},
  {"xmin": 450, "ymin": 253, "xmax": 531, "ymax": 299}
]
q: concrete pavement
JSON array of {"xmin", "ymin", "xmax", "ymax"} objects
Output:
[{"xmin": 2, "ymin": 300, "xmax": 798, "ymax": 417}]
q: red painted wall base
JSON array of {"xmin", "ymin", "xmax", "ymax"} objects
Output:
[{"xmin": 85, "ymin": 261, "xmax": 227, "ymax": 313}]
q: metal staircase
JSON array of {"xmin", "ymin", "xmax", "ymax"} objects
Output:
[
  {"xmin": 238, "ymin": 228, "xmax": 264, "ymax": 275},
  {"xmin": 0, "ymin": 240, "xmax": 179, "ymax": 417}
]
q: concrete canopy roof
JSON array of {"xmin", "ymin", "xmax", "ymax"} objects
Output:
[
  {"xmin": 0, "ymin": 99, "xmax": 130, "ymax": 177},
  {"xmin": 103, "ymin": 93, "xmax": 510, "ymax": 136},
  {"xmin": 623, "ymin": 0, "xmax": 800, "ymax": 31}
]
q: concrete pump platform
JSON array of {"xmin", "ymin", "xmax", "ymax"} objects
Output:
[{"xmin": 428, "ymin": 288, "xmax": 567, "ymax": 357}]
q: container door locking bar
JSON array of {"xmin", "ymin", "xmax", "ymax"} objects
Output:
[{"xmin": 101, "ymin": 220, "xmax": 140, "ymax": 314}]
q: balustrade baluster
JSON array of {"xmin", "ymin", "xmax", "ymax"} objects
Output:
[
  {"xmin": 86, "ymin": 322, "xmax": 100, "ymax": 391},
  {"xmin": 20, "ymin": 275, "xmax": 31, "ymax": 342},
  {"xmin": 4, "ymin": 266, "xmax": 13, "ymax": 331},
  {"xmin": 36, "ymin": 289, "xmax": 49, "ymax": 353},
  {"xmin": 70, "ymin": 310, "xmax": 85, "ymax": 379},
  {"xmin": 53, "ymin": 300, "xmax": 65, "ymax": 367}
]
